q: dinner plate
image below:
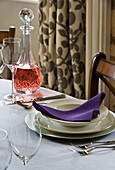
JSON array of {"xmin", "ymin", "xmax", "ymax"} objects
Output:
[
  {"xmin": 43, "ymin": 98, "xmax": 108, "ymax": 127},
  {"xmin": 25, "ymin": 111, "xmax": 115, "ymax": 139},
  {"xmin": 35, "ymin": 111, "xmax": 114, "ymax": 134}
]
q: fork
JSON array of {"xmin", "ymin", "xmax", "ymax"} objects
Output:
[
  {"xmin": 70, "ymin": 141, "xmax": 115, "ymax": 149},
  {"xmin": 68, "ymin": 145, "xmax": 115, "ymax": 155}
]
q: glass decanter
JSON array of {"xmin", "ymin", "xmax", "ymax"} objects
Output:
[{"xmin": 14, "ymin": 8, "xmax": 42, "ymax": 94}]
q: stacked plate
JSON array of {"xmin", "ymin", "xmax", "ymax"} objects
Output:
[{"xmin": 25, "ymin": 98, "xmax": 115, "ymax": 139}]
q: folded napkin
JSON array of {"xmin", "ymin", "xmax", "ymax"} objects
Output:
[{"xmin": 33, "ymin": 92, "xmax": 106, "ymax": 122}]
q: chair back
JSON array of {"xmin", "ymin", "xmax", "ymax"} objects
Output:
[
  {"xmin": 0, "ymin": 26, "xmax": 15, "ymax": 79},
  {"xmin": 88, "ymin": 52, "xmax": 115, "ymax": 99}
]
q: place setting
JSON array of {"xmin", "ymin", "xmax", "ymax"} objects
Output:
[
  {"xmin": 0, "ymin": 2, "xmax": 115, "ymax": 169},
  {"xmin": 25, "ymin": 92, "xmax": 115, "ymax": 140}
]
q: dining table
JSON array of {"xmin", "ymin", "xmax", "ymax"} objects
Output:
[{"xmin": 0, "ymin": 79, "xmax": 115, "ymax": 170}]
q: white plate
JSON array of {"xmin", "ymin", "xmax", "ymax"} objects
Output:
[
  {"xmin": 36, "ymin": 111, "xmax": 114, "ymax": 134},
  {"xmin": 43, "ymin": 98, "xmax": 108, "ymax": 127},
  {"xmin": 25, "ymin": 111, "xmax": 115, "ymax": 139}
]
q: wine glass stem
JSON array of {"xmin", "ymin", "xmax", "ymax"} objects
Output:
[
  {"xmin": 23, "ymin": 160, "xmax": 28, "ymax": 170},
  {"xmin": 11, "ymin": 67, "xmax": 15, "ymax": 103}
]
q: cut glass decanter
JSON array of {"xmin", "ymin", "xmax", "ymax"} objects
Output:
[{"xmin": 14, "ymin": 8, "xmax": 42, "ymax": 94}]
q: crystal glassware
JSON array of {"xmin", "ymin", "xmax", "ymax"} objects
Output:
[
  {"xmin": 0, "ymin": 46, "xmax": 6, "ymax": 74},
  {"xmin": 0, "ymin": 128, "xmax": 12, "ymax": 170},
  {"xmin": 10, "ymin": 118, "xmax": 42, "ymax": 168},
  {"xmin": 2, "ymin": 37, "xmax": 21, "ymax": 103},
  {"xmin": 14, "ymin": 8, "xmax": 42, "ymax": 94}
]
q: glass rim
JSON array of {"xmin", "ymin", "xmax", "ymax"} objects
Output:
[
  {"xmin": 3, "ymin": 37, "xmax": 21, "ymax": 43},
  {"xmin": 0, "ymin": 128, "xmax": 8, "ymax": 141}
]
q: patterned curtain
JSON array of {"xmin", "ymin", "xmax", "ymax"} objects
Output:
[
  {"xmin": 38, "ymin": 0, "xmax": 86, "ymax": 99},
  {"xmin": 110, "ymin": 0, "xmax": 115, "ymax": 110}
]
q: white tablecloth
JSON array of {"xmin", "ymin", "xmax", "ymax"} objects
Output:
[{"xmin": 0, "ymin": 79, "xmax": 115, "ymax": 170}]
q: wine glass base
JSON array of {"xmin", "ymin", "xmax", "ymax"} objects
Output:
[
  {"xmin": 4, "ymin": 94, "xmax": 24, "ymax": 101},
  {"xmin": 4, "ymin": 94, "xmax": 13, "ymax": 101},
  {"xmin": 0, "ymin": 100, "xmax": 4, "ymax": 106}
]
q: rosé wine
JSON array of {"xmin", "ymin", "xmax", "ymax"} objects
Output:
[{"xmin": 14, "ymin": 64, "xmax": 42, "ymax": 94}]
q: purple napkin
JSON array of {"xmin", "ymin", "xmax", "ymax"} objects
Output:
[{"xmin": 33, "ymin": 92, "xmax": 106, "ymax": 122}]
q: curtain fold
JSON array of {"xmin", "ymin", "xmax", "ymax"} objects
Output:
[{"xmin": 38, "ymin": 0, "xmax": 86, "ymax": 99}]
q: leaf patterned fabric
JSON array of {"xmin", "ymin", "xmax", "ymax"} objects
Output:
[{"xmin": 38, "ymin": 0, "xmax": 86, "ymax": 99}]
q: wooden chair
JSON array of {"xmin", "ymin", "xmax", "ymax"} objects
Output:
[
  {"xmin": 88, "ymin": 52, "xmax": 115, "ymax": 100},
  {"xmin": 0, "ymin": 26, "xmax": 15, "ymax": 79}
]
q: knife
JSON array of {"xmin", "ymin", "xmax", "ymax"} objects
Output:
[
  {"xmin": 15, "ymin": 94, "xmax": 66, "ymax": 103},
  {"xmin": 14, "ymin": 94, "xmax": 66, "ymax": 109}
]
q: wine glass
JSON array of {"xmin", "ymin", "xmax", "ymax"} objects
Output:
[
  {"xmin": 0, "ymin": 128, "xmax": 12, "ymax": 170},
  {"xmin": 0, "ymin": 46, "xmax": 6, "ymax": 106},
  {"xmin": 2, "ymin": 37, "xmax": 21, "ymax": 103},
  {"xmin": 10, "ymin": 118, "xmax": 42, "ymax": 168},
  {"xmin": 0, "ymin": 45, "xmax": 6, "ymax": 74}
]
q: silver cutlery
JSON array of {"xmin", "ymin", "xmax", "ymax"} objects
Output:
[
  {"xmin": 7, "ymin": 94, "xmax": 66, "ymax": 109},
  {"xmin": 16, "ymin": 94, "xmax": 66, "ymax": 103},
  {"xmin": 16, "ymin": 102, "xmax": 33, "ymax": 109},
  {"xmin": 5, "ymin": 101, "xmax": 33, "ymax": 109},
  {"xmin": 70, "ymin": 141, "xmax": 115, "ymax": 149},
  {"xmin": 68, "ymin": 145, "xmax": 115, "ymax": 155}
]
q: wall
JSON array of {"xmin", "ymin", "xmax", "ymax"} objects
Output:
[{"xmin": 0, "ymin": 0, "xmax": 39, "ymax": 78}]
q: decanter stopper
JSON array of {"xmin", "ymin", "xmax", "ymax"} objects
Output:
[{"xmin": 19, "ymin": 8, "xmax": 34, "ymax": 25}]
